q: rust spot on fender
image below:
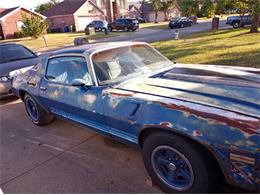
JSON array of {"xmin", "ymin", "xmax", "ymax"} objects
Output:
[
  {"xmin": 103, "ymin": 89, "xmax": 135, "ymax": 97},
  {"xmin": 158, "ymin": 102, "xmax": 259, "ymax": 135},
  {"xmin": 159, "ymin": 121, "xmax": 173, "ymax": 128}
]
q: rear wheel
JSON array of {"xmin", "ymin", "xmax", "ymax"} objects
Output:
[
  {"xmin": 124, "ymin": 26, "xmax": 129, "ymax": 31},
  {"xmin": 180, "ymin": 23, "xmax": 184, "ymax": 28},
  {"xmin": 142, "ymin": 132, "xmax": 218, "ymax": 193},
  {"xmin": 232, "ymin": 21, "xmax": 240, "ymax": 28},
  {"xmin": 108, "ymin": 26, "xmax": 113, "ymax": 31},
  {"xmin": 24, "ymin": 93, "xmax": 53, "ymax": 126}
]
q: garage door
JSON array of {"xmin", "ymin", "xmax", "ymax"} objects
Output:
[{"xmin": 77, "ymin": 17, "xmax": 92, "ymax": 31}]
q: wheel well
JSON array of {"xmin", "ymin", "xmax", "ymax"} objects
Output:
[
  {"xmin": 232, "ymin": 20, "xmax": 240, "ymax": 24},
  {"xmin": 19, "ymin": 90, "xmax": 27, "ymax": 101},
  {"xmin": 139, "ymin": 128, "xmax": 225, "ymax": 183}
]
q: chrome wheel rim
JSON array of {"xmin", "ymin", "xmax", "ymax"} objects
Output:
[{"xmin": 151, "ymin": 145, "xmax": 194, "ymax": 191}]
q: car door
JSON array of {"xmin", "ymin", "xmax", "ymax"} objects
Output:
[
  {"xmin": 91, "ymin": 49, "xmax": 142, "ymax": 143},
  {"xmin": 245, "ymin": 16, "xmax": 251, "ymax": 25},
  {"xmin": 39, "ymin": 56, "xmax": 106, "ymax": 128},
  {"xmin": 115, "ymin": 19, "xmax": 123, "ymax": 29},
  {"xmin": 39, "ymin": 56, "xmax": 73, "ymax": 117}
]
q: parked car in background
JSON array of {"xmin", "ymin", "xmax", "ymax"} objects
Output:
[
  {"xmin": 86, "ymin": 20, "xmax": 108, "ymax": 31},
  {"xmin": 226, "ymin": 15, "xmax": 252, "ymax": 28},
  {"xmin": 0, "ymin": 43, "xmax": 41, "ymax": 99},
  {"xmin": 12, "ymin": 41, "xmax": 260, "ymax": 193},
  {"xmin": 136, "ymin": 17, "xmax": 146, "ymax": 23},
  {"xmin": 169, "ymin": 17, "xmax": 193, "ymax": 28},
  {"xmin": 108, "ymin": 18, "xmax": 139, "ymax": 31}
]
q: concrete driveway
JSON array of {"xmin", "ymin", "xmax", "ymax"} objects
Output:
[
  {"xmin": 95, "ymin": 19, "xmax": 228, "ymax": 43},
  {"xmin": 0, "ymin": 98, "xmax": 252, "ymax": 193}
]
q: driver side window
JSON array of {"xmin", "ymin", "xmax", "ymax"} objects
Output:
[{"xmin": 46, "ymin": 56, "xmax": 91, "ymax": 85}]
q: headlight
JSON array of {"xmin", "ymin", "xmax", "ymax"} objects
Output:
[{"xmin": 0, "ymin": 76, "xmax": 10, "ymax": 82}]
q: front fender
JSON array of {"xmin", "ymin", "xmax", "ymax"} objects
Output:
[{"xmin": 136, "ymin": 100, "xmax": 260, "ymax": 190}]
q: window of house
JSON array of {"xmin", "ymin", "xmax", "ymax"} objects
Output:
[{"xmin": 17, "ymin": 21, "xmax": 24, "ymax": 31}]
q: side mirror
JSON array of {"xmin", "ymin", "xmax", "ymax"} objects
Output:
[{"xmin": 71, "ymin": 78, "xmax": 93, "ymax": 88}]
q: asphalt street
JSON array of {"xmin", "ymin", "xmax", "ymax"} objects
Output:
[
  {"xmin": 94, "ymin": 19, "xmax": 228, "ymax": 43},
  {"xmin": 0, "ymin": 98, "xmax": 252, "ymax": 193}
]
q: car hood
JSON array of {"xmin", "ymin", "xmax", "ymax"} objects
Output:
[
  {"xmin": 0, "ymin": 57, "xmax": 40, "ymax": 76},
  {"xmin": 116, "ymin": 64, "xmax": 260, "ymax": 118}
]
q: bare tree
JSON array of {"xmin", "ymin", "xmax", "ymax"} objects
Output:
[{"xmin": 149, "ymin": 0, "xmax": 163, "ymax": 23}]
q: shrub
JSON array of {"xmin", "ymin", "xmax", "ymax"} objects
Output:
[
  {"xmin": 21, "ymin": 14, "xmax": 48, "ymax": 38},
  {"xmin": 14, "ymin": 31, "xmax": 27, "ymax": 38}
]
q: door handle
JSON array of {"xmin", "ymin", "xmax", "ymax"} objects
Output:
[{"xmin": 40, "ymin": 86, "xmax": 47, "ymax": 91}]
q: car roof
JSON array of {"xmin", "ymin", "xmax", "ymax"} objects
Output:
[
  {"xmin": 0, "ymin": 42, "xmax": 17, "ymax": 46},
  {"xmin": 49, "ymin": 41, "xmax": 147, "ymax": 57}
]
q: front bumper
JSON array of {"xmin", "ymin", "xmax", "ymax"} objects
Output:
[{"xmin": 169, "ymin": 23, "xmax": 179, "ymax": 28}]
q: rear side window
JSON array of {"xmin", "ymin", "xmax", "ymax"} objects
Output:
[{"xmin": 46, "ymin": 56, "xmax": 89, "ymax": 85}]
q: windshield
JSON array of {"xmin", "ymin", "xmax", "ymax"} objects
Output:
[
  {"xmin": 92, "ymin": 44, "xmax": 173, "ymax": 85},
  {"xmin": 0, "ymin": 44, "xmax": 36, "ymax": 64},
  {"xmin": 172, "ymin": 18, "xmax": 180, "ymax": 22}
]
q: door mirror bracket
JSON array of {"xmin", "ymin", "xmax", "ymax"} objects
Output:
[{"xmin": 71, "ymin": 78, "xmax": 92, "ymax": 88}]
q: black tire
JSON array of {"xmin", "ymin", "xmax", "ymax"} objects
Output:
[
  {"xmin": 180, "ymin": 23, "xmax": 184, "ymax": 28},
  {"xmin": 24, "ymin": 93, "xmax": 53, "ymax": 126},
  {"xmin": 124, "ymin": 26, "xmax": 129, "ymax": 31},
  {"xmin": 142, "ymin": 132, "xmax": 218, "ymax": 193},
  {"xmin": 232, "ymin": 21, "xmax": 240, "ymax": 28},
  {"xmin": 132, "ymin": 28, "xmax": 136, "ymax": 31},
  {"xmin": 108, "ymin": 26, "xmax": 113, "ymax": 32}
]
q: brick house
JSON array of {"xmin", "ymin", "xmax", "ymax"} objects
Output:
[
  {"xmin": 128, "ymin": 5, "xmax": 141, "ymax": 18},
  {"xmin": 139, "ymin": 2, "xmax": 181, "ymax": 22},
  {"xmin": 43, "ymin": 0, "xmax": 129, "ymax": 32},
  {"xmin": 0, "ymin": 6, "xmax": 46, "ymax": 39}
]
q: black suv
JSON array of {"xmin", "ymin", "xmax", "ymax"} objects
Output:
[
  {"xmin": 169, "ymin": 17, "xmax": 193, "ymax": 29},
  {"xmin": 108, "ymin": 18, "xmax": 139, "ymax": 31},
  {"xmin": 226, "ymin": 15, "xmax": 252, "ymax": 28}
]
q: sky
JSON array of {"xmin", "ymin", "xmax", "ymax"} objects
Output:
[
  {"xmin": 0, "ymin": 0, "xmax": 139, "ymax": 10},
  {"xmin": 0, "ymin": 0, "xmax": 50, "ymax": 9}
]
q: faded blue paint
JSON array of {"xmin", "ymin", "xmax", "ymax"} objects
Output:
[{"xmin": 12, "ymin": 42, "xmax": 260, "ymax": 191}]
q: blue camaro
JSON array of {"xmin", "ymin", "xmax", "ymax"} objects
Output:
[{"xmin": 12, "ymin": 42, "xmax": 260, "ymax": 193}]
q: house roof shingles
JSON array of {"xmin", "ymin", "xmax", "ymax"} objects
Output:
[
  {"xmin": 140, "ymin": 3, "xmax": 153, "ymax": 13},
  {"xmin": 0, "ymin": 7, "xmax": 19, "ymax": 18},
  {"xmin": 42, "ymin": 0, "xmax": 88, "ymax": 17}
]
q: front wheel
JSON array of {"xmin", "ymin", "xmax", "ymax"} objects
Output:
[
  {"xmin": 142, "ymin": 132, "xmax": 217, "ymax": 193},
  {"xmin": 232, "ymin": 22, "xmax": 240, "ymax": 28},
  {"xmin": 24, "ymin": 93, "xmax": 53, "ymax": 126}
]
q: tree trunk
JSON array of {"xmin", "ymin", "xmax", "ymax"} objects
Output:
[
  {"xmin": 155, "ymin": 11, "xmax": 158, "ymax": 23},
  {"xmin": 164, "ymin": 10, "xmax": 167, "ymax": 21},
  {"xmin": 250, "ymin": 13, "xmax": 259, "ymax": 33}
]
